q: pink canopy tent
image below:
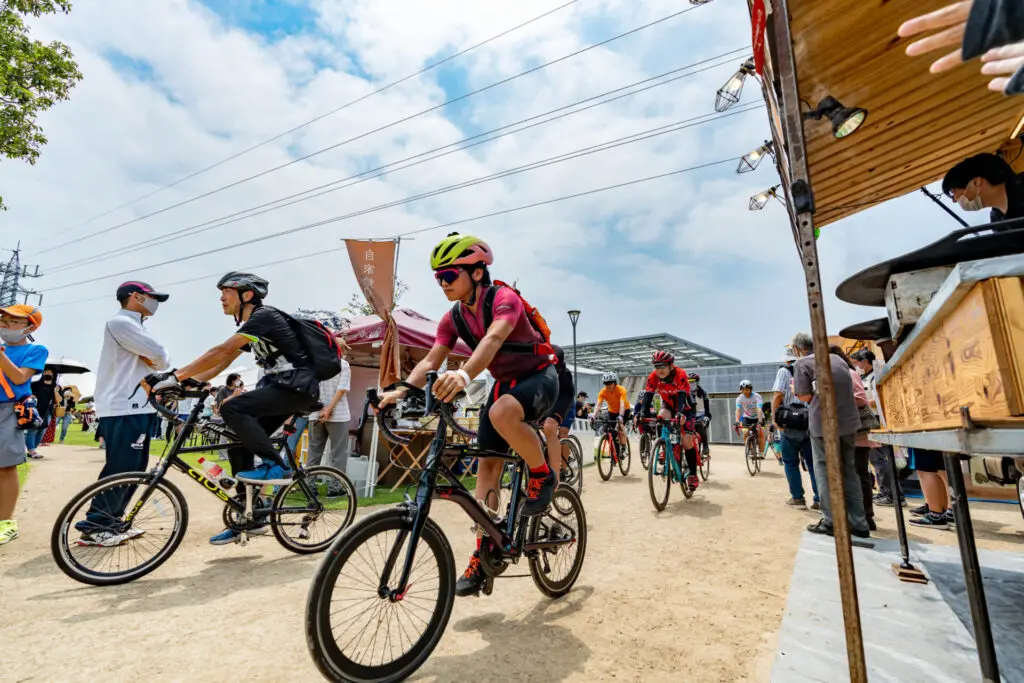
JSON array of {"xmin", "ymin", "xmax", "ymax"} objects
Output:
[{"xmin": 342, "ymin": 308, "xmax": 473, "ymax": 362}]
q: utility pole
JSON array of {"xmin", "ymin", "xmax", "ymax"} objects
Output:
[{"xmin": 0, "ymin": 243, "xmax": 43, "ymax": 307}]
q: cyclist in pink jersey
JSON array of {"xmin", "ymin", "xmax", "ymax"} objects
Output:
[{"xmin": 376, "ymin": 232, "xmax": 558, "ymax": 597}]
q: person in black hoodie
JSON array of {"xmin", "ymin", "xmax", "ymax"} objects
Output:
[
  {"xmin": 26, "ymin": 370, "xmax": 57, "ymax": 458},
  {"xmin": 942, "ymin": 153, "xmax": 1024, "ymax": 226}
]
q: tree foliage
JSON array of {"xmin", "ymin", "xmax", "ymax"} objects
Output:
[
  {"xmin": 0, "ymin": 0, "xmax": 83, "ymax": 209},
  {"xmin": 344, "ymin": 279, "xmax": 408, "ymax": 317}
]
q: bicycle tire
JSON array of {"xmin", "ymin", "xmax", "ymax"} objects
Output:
[
  {"xmin": 639, "ymin": 433, "xmax": 650, "ymax": 471},
  {"xmin": 51, "ymin": 472, "xmax": 189, "ymax": 586},
  {"xmin": 617, "ymin": 437, "xmax": 631, "ymax": 476},
  {"xmin": 756, "ymin": 447, "xmax": 763, "ymax": 473},
  {"xmin": 597, "ymin": 433, "xmax": 614, "ymax": 481},
  {"xmin": 528, "ymin": 487, "xmax": 587, "ymax": 598},
  {"xmin": 699, "ymin": 448, "xmax": 710, "ymax": 481},
  {"xmin": 306, "ymin": 508, "xmax": 455, "ymax": 683},
  {"xmin": 745, "ymin": 439, "xmax": 758, "ymax": 476},
  {"xmin": 272, "ymin": 467, "xmax": 358, "ymax": 554},
  {"xmin": 560, "ymin": 437, "xmax": 583, "ymax": 496},
  {"xmin": 648, "ymin": 439, "xmax": 671, "ymax": 511}
]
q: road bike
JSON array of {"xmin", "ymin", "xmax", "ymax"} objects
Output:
[
  {"xmin": 51, "ymin": 382, "xmax": 357, "ymax": 586},
  {"xmin": 595, "ymin": 416, "xmax": 631, "ymax": 480},
  {"xmin": 305, "ymin": 373, "xmax": 587, "ymax": 683},
  {"xmin": 739, "ymin": 421, "xmax": 763, "ymax": 476},
  {"xmin": 696, "ymin": 415, "xmax": 711, "ymax": 481},
  {"xmin": 637, "ymin": 417, "xmax": 657, "ymax": 471},
  {"xmin": 647, "ymin": 418, "xmax": 701, "ymax": 511}
]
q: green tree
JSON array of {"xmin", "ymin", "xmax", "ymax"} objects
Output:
[
  {"xmin": 0, "ymin": 0, "xmax": 83, "ymax": 209},
  {"xmin": 344, "ymin": 279, "xmax": 408, "ymax": 317}
]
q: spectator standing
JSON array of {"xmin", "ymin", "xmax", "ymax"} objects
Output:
[
  {"xmin": 57, "ymin": 386, "xmax": 77, "ymax": 443},
  {"xmin": 0, "ymin": 305, "xmax": 48, "ymax": 545},
  {"xmin": 25, "ymin": 369, "xmax": 58, "ymax": 458},
  {"xmin": 851, "ymin": 349, "xmax": 905, "ymax": 507},
  {"xmin": 831, "ymin": 345, "xmax": 876, "ymax": 532},
  {"xmin": 942, "ymin": 153, "xmax": 1024, "ymax": 225},
  {"xmin": 772, "ymin": 350, "xmax": 819, "ymax": 510},
  {"xmin": 790, "ymin": 332, "xmax": 870, "ymax": 538},
  {"xmin": 80, "ymin": 282, "xmax": 170, "ymax": 544},
  {"xmin": 305, "ymin": 343, "xmax": 352, "ymax": 476}
]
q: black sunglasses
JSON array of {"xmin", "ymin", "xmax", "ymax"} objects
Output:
[
  {"xmin": 433, "ymin": 268, "xmax": 462, "ymax": 285},
  {"xmin": 653, "ymin": 363, "xmax": 669, "ymax": 369}
]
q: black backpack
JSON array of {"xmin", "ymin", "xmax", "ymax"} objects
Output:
[{"xmin": 268, "ymin": 307, "xmax": 342, "ymax": 381}]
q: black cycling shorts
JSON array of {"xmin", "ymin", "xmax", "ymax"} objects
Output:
[
  {"xmin": 912, "ymin": 448, "xmax": 944, "ymax": 473},
  {"xmin": 478, "ymin": 365, "xmax": 559, "ymax": 455},
  {"xmin": 741, "ymin": 416, "xmax": 760, "ymax": 428},
  {"xmin": 544, "ymin": 368, "xmax": 575, "ymax": 426}
]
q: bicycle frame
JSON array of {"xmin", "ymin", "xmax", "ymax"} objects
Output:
[
  {"xmin": 379, "ymin": 375, "xmax": 570, "ymax": 599},
  {"xmin": 122, "ymin": 393, "xmax": 323, "ymax": 527},
  {"xmin": 656, "ymin": 419, "xmax": 686, "ymax": 482}
]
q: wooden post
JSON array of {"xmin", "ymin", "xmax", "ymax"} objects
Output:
[{"xmin": 771, "ymin": 1, "xmax": 866, "ymax": 679}]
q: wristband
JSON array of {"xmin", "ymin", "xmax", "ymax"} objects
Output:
[{"xmin": 454, "ymin": 369, "xmax": 471, "ymax": 386}]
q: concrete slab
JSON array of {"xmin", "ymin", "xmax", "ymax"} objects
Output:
[{"xmin": 772, "ymin": 533, "xmax": 1023, "ymax": 683}]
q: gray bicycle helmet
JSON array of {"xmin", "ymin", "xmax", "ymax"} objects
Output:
[{"xmin": 217, "ymin": 272, "xmax": 269, "ymax": 300}]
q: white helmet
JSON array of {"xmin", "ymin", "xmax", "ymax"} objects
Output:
[
  {"xmin": 739, "ymin": 379, "xmax": 753, "ymax": 389},
  {"xmin": 602, "ymin": 371, "xmax": 618, "ymax": 384}
]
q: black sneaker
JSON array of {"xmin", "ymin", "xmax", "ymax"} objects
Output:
[
  {"xmin": 807, "ymin": 520, "xmax": 833, "ymax": 536},
  {"xmin": 521, "ymin": 470, "xmax": 556, "ymax": 517},
  {"xmin": 701, "ymin": 445, "xmax": 710, "ymax": 456},
  {"xmin": 455, "ymin": 552, "xmax": 485, "ymax": 597},
  {"xmin": 945, "ymin": 509, "xmax": 955, "ymax": 526},
  {"xmin": 875, "ymin": 494, "xmax": 895, "ymax": 507},
  {"xmin": 910, "ymin": 512, "xmax": 949, "ymax": 530},
  {"xmin": 909, "ymin": 503, "xmax": 929, "ymax": 516},
  {"xmin": 867, "ymin": 517, "xmax": 877, "ymax": 532}
]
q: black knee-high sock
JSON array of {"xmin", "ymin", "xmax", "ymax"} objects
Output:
[{"xmin": 684, "ymin": 448, "xmax": 698, "ymax": 476}]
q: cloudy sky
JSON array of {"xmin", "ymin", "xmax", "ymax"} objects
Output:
[{"xmin": 2, "ymin": 0, "xmax": 981, "ymax": 393}]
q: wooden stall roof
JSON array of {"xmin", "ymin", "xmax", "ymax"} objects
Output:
[{"xmin": 763, "ymin": 0, "xmax": 1024, "ymax": 229}]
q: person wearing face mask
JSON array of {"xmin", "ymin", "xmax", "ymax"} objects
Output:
[
  {"xmin": 76, "ymin": 282, "xmax": 171, "ymax": 547},
  {"xmin": 26, "ymin": 369, "xmax": 59, "ymax": 457},
  {"xmin": 0, "ymin": 304, "xmax": 48, "ymax": 546},
  {"xmin": 941, "ymin": 152, "xmax": 1024, "ymax": 226}
]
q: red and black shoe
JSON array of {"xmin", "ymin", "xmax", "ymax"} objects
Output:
[
  {"xmin": 521, "ymin": 469, "xmax": 556, "ymax": 517},
  {"xmin": 687, "ymin": 474, "xmax": 700, "ymax": 490},
  {"xmin": 455, "ymin": 551, "xmax": 485, "ymax": 597}
]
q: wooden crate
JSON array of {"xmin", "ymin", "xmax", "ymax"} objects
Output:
[{"xmin": 878, "ymin": 275, "xmax": 1024, "ymax": 431}]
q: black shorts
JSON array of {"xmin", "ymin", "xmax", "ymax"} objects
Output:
[
  {"xmin": 544, "ymin": 368, "xmax": 575, "ymax": 425},
  {"xmin": 741, "ymin": 416, "xmax": 760, "ymax": 428},
  {"xmin": 912, "ymin": 448, "xmax": 944, "ymax": 473},
  {"xmin": 478, "ymin": 365, "xmax": 559, "ymax": 454}
]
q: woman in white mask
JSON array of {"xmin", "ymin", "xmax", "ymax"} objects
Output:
[{"xmin": 941, "ymin": 152, "xmax": 1024, "ymax": 226}]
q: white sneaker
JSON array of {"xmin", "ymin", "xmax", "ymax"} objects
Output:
[
  {"xmin": 121, "ymin": 527, "xmax": 146, "ymax": 541},
  {"xmin": 77, "ymin": 530, "xmax": 130, "ymax": 547}
]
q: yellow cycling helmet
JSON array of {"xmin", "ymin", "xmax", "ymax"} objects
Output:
[{"xmin": 429, "ymin": 232, "xmax": 493, "ymax": 270}]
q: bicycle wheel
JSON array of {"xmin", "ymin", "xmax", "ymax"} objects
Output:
[
  {"xmin": 306, "ymin": 508, "xmax": 455, "ymax": 683},
  {"xmin": 51, "ymin": 472, "xmax": 189, "ymax": 586},
  {"xmin": 559, "ymin": 437, "xmax": 583, "ymax": 496},
  {"xmin": 745, "ymin": 439, "xmax": 758, "ymax": 476},
  {"xmin": 639, "ymin": 433, "xmax": 650, "ymax": 471},
  {"xmin": 272, "ymin": 467, "xmax": 358, "ymax": 554},
  {"xmin": 527, "ymin": 487, "xmax": 587, "ymax": 598},
  {"xmin": 648, "ymin": 439, "xmax": 671, "ymax": 511},
  {"xmin": 597, "ymin": 433, "xmax": 614, "ymax": 481},
  {"xmin": 617, "ymin": 437, "xmax": 631, "ymax": 476},
  {"xmin": 699, "ymin": 446, "xmax": 711, "ymax": 481}
]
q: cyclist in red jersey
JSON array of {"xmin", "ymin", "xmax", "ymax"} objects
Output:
[{"xmin": 639, "ymin": 350, "xmax": 700, "ymax": 490}]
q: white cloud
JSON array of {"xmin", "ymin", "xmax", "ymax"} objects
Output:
[{"xmin": 0, "ymin": 0, "xmax": 967, "ymax": 395}]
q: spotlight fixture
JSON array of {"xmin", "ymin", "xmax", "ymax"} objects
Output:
[
  {"xmin": 803, "ymin": 96, "xmax": 868, "ymax": 139},
  {"xmin": 715, "ymin": 58, "xmax": 756, "ymax": 112},
  {"xmin": 749, "ymin": 185, "xmax": 782, "ymax": 211},
  {"xmin": 737, "ymin": 140, "xmax": 774, "ymax": 173}
]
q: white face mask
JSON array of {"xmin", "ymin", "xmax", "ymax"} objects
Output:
[
  {"xmin": 140, "ymin": 295, "xmax": 160, "ymax": 316},
  {"xmin": 0, "ymin": 327, "xmax": 30, "ymax": 344},
  {"xmin": 957, "ymin": 181, "xmax": 985, "ymax": 212}
]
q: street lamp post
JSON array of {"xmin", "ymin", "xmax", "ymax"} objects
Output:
[{"xmin": 568, "ymin": 310, "xmax": 581, "ymax": 394}]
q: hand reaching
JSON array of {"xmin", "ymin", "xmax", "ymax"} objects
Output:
[
  {"xmin": 897, "ymin": 1, "xmax": 972, "ymax": 73},
  {"xmin": 981, "ymin": 42, "xmax": 1024, "ymax": 91}
]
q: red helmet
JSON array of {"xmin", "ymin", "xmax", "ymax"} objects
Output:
[{"xmin": 652, "ymin": 350, "xmax": 674, "ymax": 365}]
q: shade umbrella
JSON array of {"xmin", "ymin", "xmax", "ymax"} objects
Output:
[{"xmin": 44, "ymin": 357, "xmax": 90, "ymax": 375}]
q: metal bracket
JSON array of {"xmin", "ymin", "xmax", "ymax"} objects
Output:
[{"xmin": 957, "ymin": 406, "xmax": 977, "ymax": 455}]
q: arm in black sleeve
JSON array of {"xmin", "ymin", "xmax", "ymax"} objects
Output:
[
  {"xmin": 640, "ymin": 390, "xmax": 654, "ymax": 416},
  {"xmin": 963, "ymin": 0, "xmax": 1024, "ymax": 60},
  {"xmin": 699, "ymin": 387, "xmax": 710, "ymax": 416}
]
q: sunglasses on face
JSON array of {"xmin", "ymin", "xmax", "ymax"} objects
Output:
[
  {"xmin": 433, "ymin": 268, "xmax": 461, "ymax": 285},
  {"xmin": 653, "ymin": 363, "xmax": 668, "ymax": 370}
]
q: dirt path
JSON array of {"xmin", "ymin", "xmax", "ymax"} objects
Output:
[{"xmin": 2, "ymin": 443, "xmax": 1020, "ymax": 682}]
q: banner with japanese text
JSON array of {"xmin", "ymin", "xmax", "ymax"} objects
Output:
[{"xmin": 345, "ymin": 239, "xmax": 397, "ymax": 319}]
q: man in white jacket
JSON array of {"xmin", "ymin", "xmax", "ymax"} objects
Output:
[{"xmin": 78, "ymin": 281, "xmax": 170, "ymax": 546}]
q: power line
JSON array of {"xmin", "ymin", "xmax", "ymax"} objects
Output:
[
  {"xmin": 34, "ymin": 4, "xmax": 711, "ymax": 257},
  {"xmin": 48, "ymin": 50, "xmax": 748, "ymax": 274},
  {"xmin": 37, "ymin": 0, "xmax": 581, "ymax": 243},
  {"xmin": 42, "ymin": 153, "xmax": 742, "ymax": 295}
]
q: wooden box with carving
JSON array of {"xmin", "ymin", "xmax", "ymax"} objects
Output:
[{"xmin": 877, "ymin": 258, "xmax": 1024, "ymax": 433}]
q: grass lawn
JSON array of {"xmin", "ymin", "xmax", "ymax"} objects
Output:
[
  {"xmin": 57, "ymin": 427, "xmax": 453, "ymax": 507},
  {"xmin": 17, "ymin": 462, "xmax": 30, "ymax": 489}
]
